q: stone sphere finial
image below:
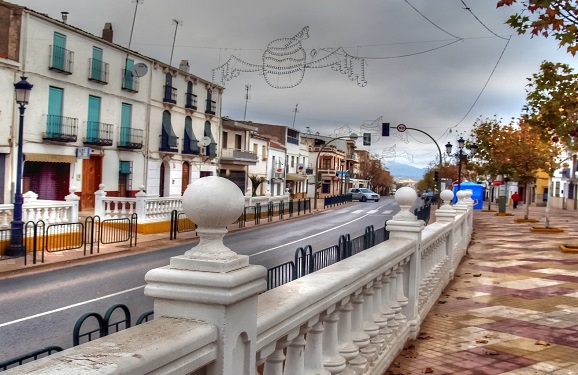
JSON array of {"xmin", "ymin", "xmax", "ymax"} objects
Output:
[
  {"xmin": 440, "ymin": 189, "xmax": 454, "ymax": 205},
  {"xmin": 99, "ymin": 183, "xmax": 105, "ymax": 190},
  {"xmin": 456, "ymin": 190, "xmax": 467, "ymax": 203},
  {"xmin": 393, "ymin": 187, "xmax": 418, "ymax": 220},
  {"xmin": 181, "ymin": 176, "xmax": 245, "ymax": 262}
]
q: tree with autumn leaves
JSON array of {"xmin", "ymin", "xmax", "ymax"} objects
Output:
[
  {"xmin": 497, "ymin": 0, "xmax": 578, "ymax": 55},
  {"xmin": 357, "ymin": 155, "xmax": 394, "ymax": 195},
  {"xmin": 468, "ymin": 117, "xmax": 559, "ymax": 218}
]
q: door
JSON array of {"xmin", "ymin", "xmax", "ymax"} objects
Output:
[
  {"xmin": 81, "ymin": 155, "xmax": 102, "ymax": 210},
  {"xmin": 52, "ymin": 32, "xmax": 66, "ymax": 70},
  {"xmin": 181, "ymin": 162, "xmax": 190, "ymax": 195},
  {"xmin": 124, "ymin": 58, "xmax": 134, "ymax": 90},
  {"xmin": 91, "ymin": 47, "xmax": 103, "ymax": 81},
  {"xmin": 87, "ymin": 96, "xmax": 101, "ymax": 142},
  {"xmin": 120, "ymin": 103, "xmax": 132, "ymax": 146}
]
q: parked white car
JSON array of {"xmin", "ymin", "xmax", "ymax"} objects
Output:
[{"xmin": 348, "ymin": 188, "xmax": 380, "ymax": 202}]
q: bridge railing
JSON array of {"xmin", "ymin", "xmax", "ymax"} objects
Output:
[{"xmin": 3, "ymin": 184, "xmax": 475, "ymax": 375}]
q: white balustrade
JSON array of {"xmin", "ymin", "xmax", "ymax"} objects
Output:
[{"xmin": 6, "ymin": 185, "xmax": 474, "ymax": 375}]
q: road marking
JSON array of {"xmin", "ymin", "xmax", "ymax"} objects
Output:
[
  {"xmin": 0, "ymin": 285, "xmax": 145, "ymax": 328},
  {"xmin": 367, "ymin": 210, "xmax": 378, "ymax": 214},
  {"xmin": 382, "ymin": 210, "xmax": 392, "ymax": 214},
  {"xmin": 251, "ymin": 213, "xmax": 372, "ymax": 257},
  {"xmin": 352, "ymin": 210, "xmax": 364, "ymax": 214}
]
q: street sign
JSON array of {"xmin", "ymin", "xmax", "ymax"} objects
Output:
[{"xmin": 396, "ymin": 124, "xmax": 407, "ymax": 132}]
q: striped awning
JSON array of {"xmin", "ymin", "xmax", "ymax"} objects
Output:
[{"xmin": 25, "ymin": 153, "xmax": 77, "ymax": 163}]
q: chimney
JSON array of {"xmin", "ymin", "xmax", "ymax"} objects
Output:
[
  {"xmin": 179, "ymin": 60, "xmax": 190, "ymax": 72},
  {"xmin": 61, "ymin": 12, "xmax": 69, "ymax": 24},
  {"xmin": 102, "ymin": 23, "xmax": 113, "ymax": 43}
]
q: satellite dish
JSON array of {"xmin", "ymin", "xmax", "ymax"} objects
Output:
[
  {"xmin": 198, "ymin": 136, "xmax": 211, "ymax": 147},
  {"xmin": 132, "ymin": 63, "xmax": 148, "ymax": 77}
]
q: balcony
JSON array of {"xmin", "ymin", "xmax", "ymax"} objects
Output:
[
  {"xmin": 159, "ymin": 133, "xmax": 179, "ymax": 153},
  {"xmin": 117, "ymin": 127, "xmax": 143, "ymax": 150},
  {"xmin": 43, "ymin": 115, "xmax": 78, "ymax": 142},
  {"xmin": 88, "ymin": 58, "xmax": 109, "ymax": 84},
  {"xmin": 49, "ymin": 45, "xmax": 74, "ymax": 74},
  {"xmin": 185, "ymin": 93, "xmax": 198, "ymax": 110},
  {"xmin": 84, "ymin": 122, "xmax": 113, "ymax": 146},
  {"xmin": 163, "ymin": 85, "xmax": 177, "ymax": 104},
  {"xmin": 287, "ymin": 135, "xmax": 299, "ymax": 145},
  {"xmin": 122, "ymin": 69, "xmax": 140, "ymax": 93},
  {"xmin": 220, "ymin": 148, "xmax": 258, "ymax": 164},
  {"xmin": 205, "ymin": 99, "xmax": 216, "ymax": 115}
]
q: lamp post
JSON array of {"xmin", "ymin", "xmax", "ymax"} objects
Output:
[
  {"xmin": 6, "ymin": 77, "xmax": 33, "ymax": 257},
  {"xmin": 313, "ymin": 133, "xmax": 358, "ymax": 209},
  {"xmin": 445, "ymin": 137, "xmax": 478, "ymax": 192}
]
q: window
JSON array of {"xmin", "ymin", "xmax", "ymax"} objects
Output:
[
  {"xmin": 262, "ymin": 145, "xmax": 267, "ymax": 160},
  {"xmin": 185, "ymin": 81, "xmax": 197, "ymax": 109},
  {"xmin": 253, "ymin": 144, "xmax": 258, "ymax": 154},
  {"xmin": 235, "ymin": 134, "xmax": 242, "ymax": 150},
  {"xmin": 161, "ymin": 110, "xmax": 178, "ymax": 151},
  {"xmin": 205, "ymin": 89, "xmax": 216, "ymax": 114},
  {"xmin": 222, "ymin": 132, "xmax": 228, "ymax": 149},
  {"xmin": 89, "ymin": 47, "xmax": 108, "ymax": 83},
  {"xmin": 50, "ymin": 32, "xmax": 73, "ymax": 74},
  {"xmin": 291, "ymin": 156, "xmax": 295, "ymax": 168},
  {"xmin": 163, "ymin": 73, "xmax": 177, "ymax": 104},
  {"xmin": 122, "ymin": 58, "xmax": 139, "ymax": 92},
  {"xmin": 183, "ymin": 116, "xmax": 199, "ymax": 154}
]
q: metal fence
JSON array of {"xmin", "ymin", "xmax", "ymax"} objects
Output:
[
  {"xmin": 0, "ymin": 346, "xmax": 63, "ymax": 371},
  {"xmin": 0, "ymin": 215, "xmax": 138, "ymax": 265},
  {"xmin": 323, "ymin": 193, "xmax": 353, "ymax": 208},
  {"xmin": 169, "ymin": 199, "xmax": 312, "ymax": 239},
  {"xmin": 414, "ymin": 203, "xmax": 432, "ymax": 224},
  {"xmin": 266, "ymin": 225, "xmax": 390, "ymax": 290}
]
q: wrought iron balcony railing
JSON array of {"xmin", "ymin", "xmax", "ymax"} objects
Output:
[
  {"xmin": 88, "ymin": 58, "xmax": 109, "ymax": 84},
  {"xmin": 163, "ymin": 85, "xmax": 177, "ymax": 104},
  {"xmin": 205, "ymin": 99, "xmax": 216, "ymax": 115},
  {"xmin": 49, "ymin": 45, "xmax": 74, "ymax": 74},
  {"xmin": 122, "ymin": 69, "xmax": 140, "ymax": 92},
  {"xmin": 159, "ymin": 134, "xmax": 179, "ymax": 152},
  {"xmin": 185, "ymin": 93, "xmax": 198, "ymax": 110},
  {"xmin": 84, "ymin": 122, "xmax": 113, "ymax": 146},
  {"xmin": 43, "ymin": 115, "xmax": 78, "ymax": 142},
  {"xmin": 117, "ymin": 128, "xmax": 143, "ymax": 149}
]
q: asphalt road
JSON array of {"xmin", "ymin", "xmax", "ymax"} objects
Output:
[{"xmin": 0, "ymin": 197, "xmax": 400, "ymax": 363}]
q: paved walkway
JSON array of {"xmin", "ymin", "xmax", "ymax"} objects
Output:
[{"xmin": 386, "ymin": 205, "xmax": 578, "ymax": 375}]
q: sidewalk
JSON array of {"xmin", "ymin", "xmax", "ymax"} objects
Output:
[
  {"xmin": 0, "ymin": 199, "xmax": 335, "ymax": 279},
  {"xmin": 386, "ymin": 205, "xmax": 578, "ymax": 375}
]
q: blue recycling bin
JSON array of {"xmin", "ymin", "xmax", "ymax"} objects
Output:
[{"xmin": 452, "ymin": 181, "xmax": 483, "ymax": 210}]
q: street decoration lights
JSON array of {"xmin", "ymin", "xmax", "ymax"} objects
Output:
[
  {"xmin": 6, "ymin": 77, "xmax": 33, "ymax": 257},
  {"xmin": 445, "ymin": 137, "xmax": 478, "ymax": 192}
]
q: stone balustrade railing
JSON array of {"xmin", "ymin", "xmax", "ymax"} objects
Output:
[
  {"xmin": 5, "ymin": 180, "xmax": 474, "ymax": 375},
  {"xmin": 0, "ymin": 188, "xmax": 79, "ymax": 228}
]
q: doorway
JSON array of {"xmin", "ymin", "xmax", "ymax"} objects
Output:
[{"xmin": 81, "ymin": 155, "xmax": 103, "ymax": 209}]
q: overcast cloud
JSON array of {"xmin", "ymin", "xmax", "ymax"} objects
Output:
[{"xmin": 14, "ymin": 0, "xmax": 577, "ymax": 168}]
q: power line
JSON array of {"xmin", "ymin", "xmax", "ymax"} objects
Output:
[
  {"xmin": 460, "ymin": 0, "xmax": 509, "ymax": 41},
  {"xmin": 403, "ymin": 0, "xmax": 462, "ymax": 39}
]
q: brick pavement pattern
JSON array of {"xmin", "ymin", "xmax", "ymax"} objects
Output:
[{"xmin": 386, "ymin": 205, "xmax": 578, "ymax": 375}]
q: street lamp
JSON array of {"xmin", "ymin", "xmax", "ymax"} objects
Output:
[
  {"xmin": 446, "ymin": 137, "xmax": 478, "ymax": 192},
  {"xmin": 313, "ymin": 133, "xmax": 358, "ymax": 209},
  {"xmin": 6, "ymin": 77, "xmax": 33, "ymax": 257}
]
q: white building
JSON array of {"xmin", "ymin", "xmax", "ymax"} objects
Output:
[{"xmin": 0, "ymin": 1, "xmax": 221, "ymax": 210}]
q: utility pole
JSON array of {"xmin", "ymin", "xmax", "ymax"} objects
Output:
[
  {"xmin": 243, "ymin": 84, "xmax": 251, "ymax": 121},
  {"xmin": 292, "ymin": 104, "xmax": 299, "ymax": 128},
  {"xmin": 169, "ymin": 19, "xmax": 183, "ymax": 66}
]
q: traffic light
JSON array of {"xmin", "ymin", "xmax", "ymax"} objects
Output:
[
  {"xmin": 382, "ymin": 123, "xmax": 390, "ymax": 136},
  {"xmin": 363, "ymin": 133, "xmax": 371, "ymax": 146},
  {"xmin": 434, "ymin": 171, "xmax": 439, "ymax": 182}
]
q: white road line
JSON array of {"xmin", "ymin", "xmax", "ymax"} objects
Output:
[
  {"xmin": 351, "ymin": 210, "xmax": 364, "ymax": 214},
  {"xmin": 0, "ymin": 285, "xmax": 145, "ymax": 328},
  {"xmin": 382, "ymin": 210, "xmax": 392, "ymax": 214},
  {"xmin": 367, "ymin": 210, "xmax": 378, "ymax": 214},
  {"xmin": 251, "ymin": 213, "xmax": 371, "ymax": 257}
]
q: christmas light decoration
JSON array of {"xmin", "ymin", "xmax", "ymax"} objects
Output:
[{"xmin": 212, "ymin": 27, "xmax": 367, "ymax": 89}]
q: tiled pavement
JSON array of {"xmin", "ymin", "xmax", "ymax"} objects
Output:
[{"xmin": 386, "ymin": 205, "xmax": 578, "ymax": 375}]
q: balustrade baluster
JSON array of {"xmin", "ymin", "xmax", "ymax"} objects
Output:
[
  {"xmin": 337, "ymin": 301, "xmax": 363, "ymax": 372},
  {"xmin": 284, "ymin": 331, "xmax": 307, "ymax": 375},
  {"xmin": 362, "ymin": 283, "xmax": 385, "ymax": 353},
  {"xmin": 380, "ymin": 272, "xmax": 396, "ymax": 339},
  {"xmin": 350, "ymin": 292, "xmax": 375, "ymax": 362},
  {"xmin": 120, "ymin": 201, "xmax": 127, "ymax": 216},
  {"xmin": 304, "ymin": 320, "xmax": 329, "ymax": 375},
  {"xmin": 397, "ymin": 262, "xmax": 409, "ymax": 312},
  {"xmin": 1, "ymin": 210, "xmax": 9, "ymax": 227},
  {"xmin": 371, "ymin": 276, "xmax": 390, "ymax": 346},
  {"xmin": 389, "ymin": 266, "xmax": 405, "ymax": 325},
  {"xmin": 55, "ymin": 208, "xmax": 62, "ymax": 223},
  {"xmin": 62, "ymin": 206, "xmax": 70, "ymax": 223},
  {"xmin": 262, "ymin": 345, "xmax": 286, "ymax": 375},
  {"xmin": 112, "ymin": 199, "xmax": 120, "ymax": 216},
  {"xmin": 104, "ymin": 201, "xmax": 112, "ymax": 218},
  {"xmin": 322, "ymin": 310, "xmax": 346, "ymax": 374}
]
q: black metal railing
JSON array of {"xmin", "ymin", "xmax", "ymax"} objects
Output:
[
  {"xmin": 205, "ymin": 99, "xmax": 216, "ymax": 115},
  {"xmin": 169, "ymin": 210, "xmax": 196, "ymax": 240},
  {"xmin": 121, "ymin": 69, "xmax": 139, "ymax": 92},
  {"xmin": 0, "ymin": 346, "xmax": 63, "ymax": 371},
  {"xmin": 84, "ymin": 122, "xmax": 113, "ymax": 146},
  {"xmin": 49, "ymin": 45, "xmax": 74, "ymax": 74},
  {"xmin": 266, "ymin": 225, "xmax": 390, "ymax": 290},
  {"xmin": 43, "ymin": 115, "xmax": 78, "ymax": 142},
  {"xmin": 159, "ymin": 133, "xmax": 179, "ymax": 152},
  {"xmin": 323, "ymin": 193, "xmax": 352, "ymax": 208},
  {"xmin": 185, "ymin": 92, "xmax": 197, "ymax": 109},
  {"xmin": 118, "ymin": 127, "xmax": 143, "ymax": 149},
  {"xmin": 88, "ymin": 58, "xmax": 109, "ymax": 84},
  {"xmin": 163, "ymin": 85, "xmax": 177, "ymax": 104}
]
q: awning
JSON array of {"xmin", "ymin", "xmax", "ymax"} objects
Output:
[
  {"xmin": 25, "ymin": 153, "xmax": 77, "ymax": 163},
  {"xmin": 286, "ymin": 173, "xmax": 307, "ymax": 181}
]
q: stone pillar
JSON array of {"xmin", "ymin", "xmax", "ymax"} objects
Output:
[
  {"xmin": 435, "ymin": 190, "xmax": 457, "ymax": 277},
  {"xmin": 135, "ymin": 185, "xmax": 147, "ymax": 220},
  {"xmin": 145, "ymin": 176, "xmax": 267, "ymax": 375},
  {"xmin": 385, "ymin": 187, "xmax": 424, "ymax": 337},
  {"xmin": 65, "ymin": 186, "xmax": 80, "ymax": 223},
  {"xmin": 94, "ymin": 184, "xmax": 106, "ymax": 217}
]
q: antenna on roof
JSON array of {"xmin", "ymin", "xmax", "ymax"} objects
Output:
[
  {"xmin": 243, "ymin": 84, "xmax": 251, "ymax": 121},
  {"xmin": 128, "ymin": 0, "xmax": 143, "ymax": 50},
  {"xmin": 292, "ymin": 103, "xmax": 299, "ymax": 128},
  {"xmin": 169, "ymin": 19, "xmax": 183, "ymax": 67}
]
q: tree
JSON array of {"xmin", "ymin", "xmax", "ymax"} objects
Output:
[
  {"xmin": 356, "ymin": 155, "xmax": 393, "ymax": 194},
  {"xmin": 248, "ymin": 174, "xmax": 266, "ymax": 196},
  {"xmin": 470, "ymin": 116, "xmax": 559, "ymax": 217},
  {"xmin": 497, "ymin": 0, "xmax": 578, "ymax": 55},
  {"xmin": 523, "ymin": 61, "xmax": 578, "ymax": 150}
]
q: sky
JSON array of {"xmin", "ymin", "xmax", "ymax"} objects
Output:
[{"xmin": 13, "ymin": 0, "xmax": 578, "ymax": 168}]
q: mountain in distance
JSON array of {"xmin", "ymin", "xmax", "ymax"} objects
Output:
[{"xmin": 384, "ymin": 161, "xmax": 427, "ymax": 181}]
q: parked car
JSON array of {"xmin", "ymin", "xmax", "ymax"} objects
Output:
[{"xmin": 348, "ymin": 188, "xmax": 380, "ymax": 202}]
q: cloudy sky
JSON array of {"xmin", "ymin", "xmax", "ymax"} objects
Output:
[{"xmin": 15, "ymin": 0, "xmax": 577, "ymax": 168}]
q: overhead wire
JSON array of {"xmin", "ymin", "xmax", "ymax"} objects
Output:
[{"xmin": 403, "ymin": 0, "xmax": 462, "ymax": 40}]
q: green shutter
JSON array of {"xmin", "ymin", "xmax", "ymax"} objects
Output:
[
  {"xmin": 91, "ymin": 47, "xmax": 103, "ymax": 80},
  {"xmin": 124, "ymin": 59, "xmax": 134, "ymax": 90},
  {"xmin": 120, "ymin": 103, "xmax": 132, "ymax": 145},
  {"xmin": 47, "ymin": 87, "xmax": 63, "ymax": 138},
  {"xmin": 87, "ymin": 96, "xmax": 101, "ymax": 142},
  {"xmin": 52, "ymin": 32, "xmax": 66, "ymax": 70}
]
